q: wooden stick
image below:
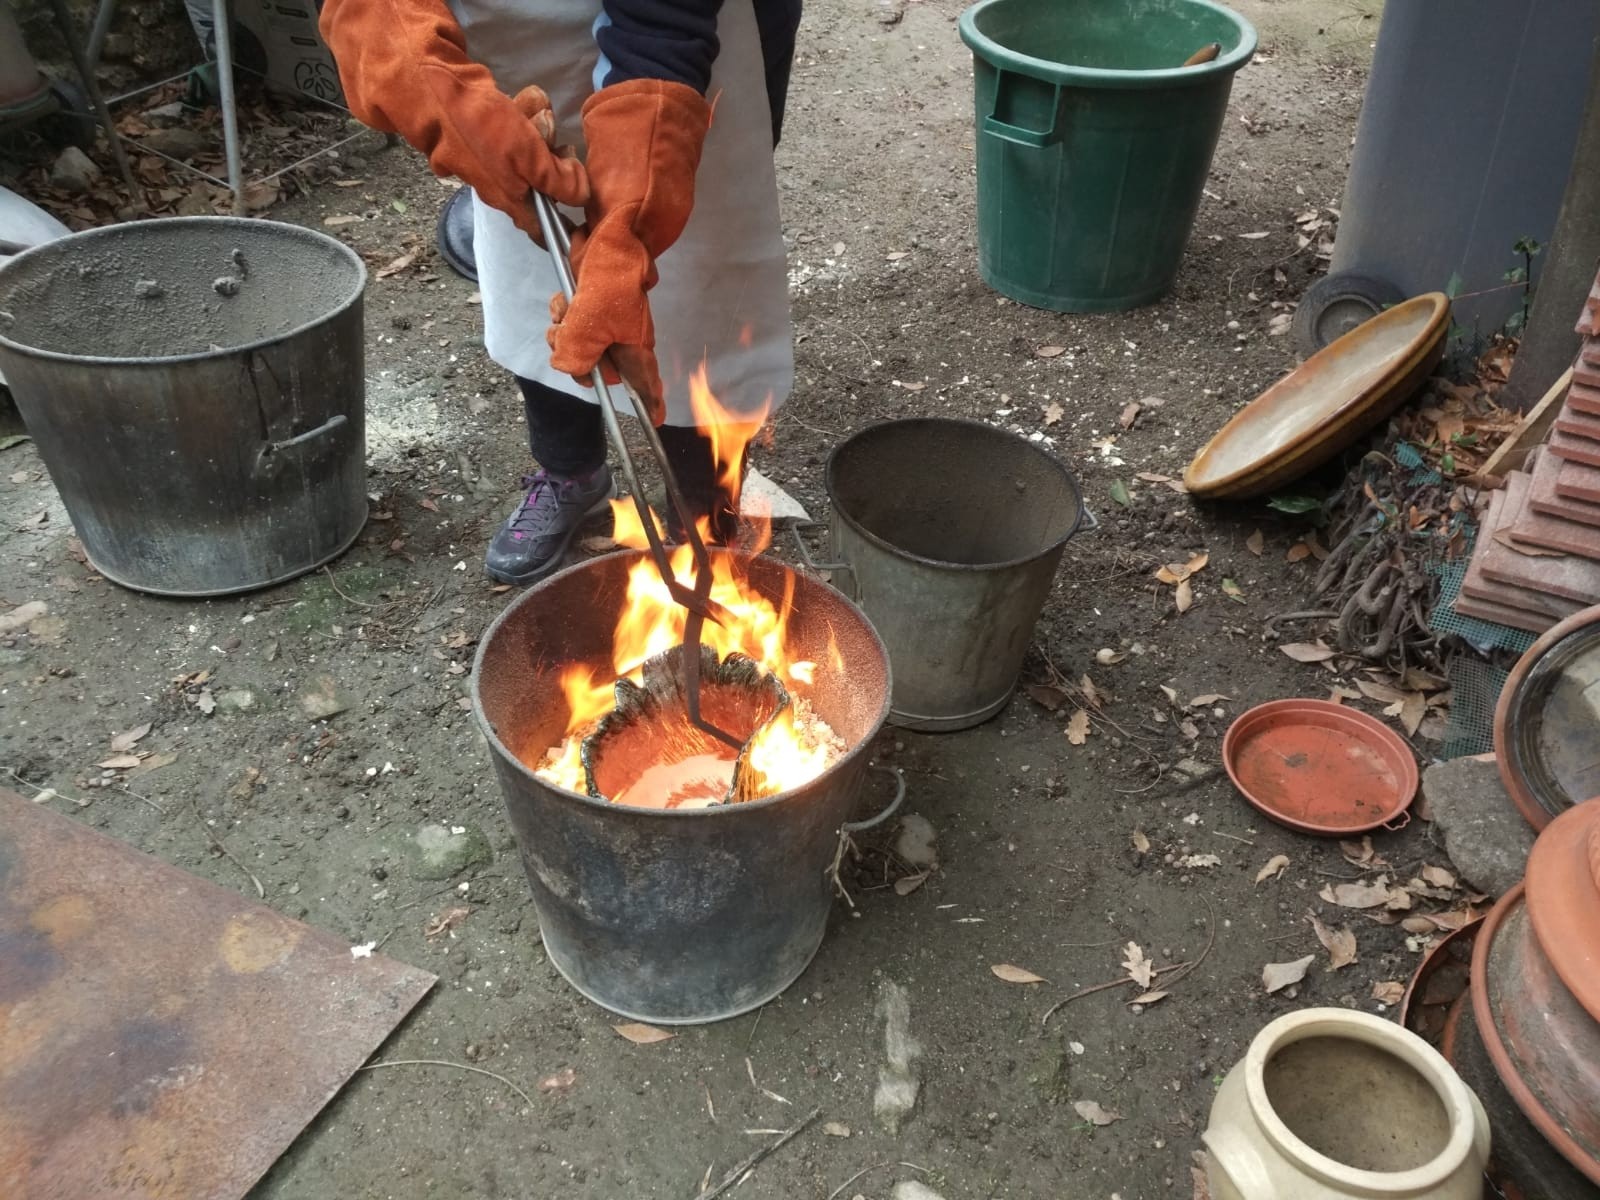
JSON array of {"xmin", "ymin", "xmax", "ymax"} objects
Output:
[
  {"xmin": 693, "ymin": 1107, "xmax": 820, "ymax": 1200},
  {"xmin": 1478, "ymin": 365, "xmax": 1574, "ymax": 478}
]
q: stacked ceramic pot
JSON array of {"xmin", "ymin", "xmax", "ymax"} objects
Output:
[{"xmin": 1466, "ymin": 796, "xmax": 1600, "ymax": 1188}]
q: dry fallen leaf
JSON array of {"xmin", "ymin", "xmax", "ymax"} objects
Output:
[
  {"xmin": 194, "ymin": 690, "xmax": 217, "ymax": 715},
  {"xmin": 1340, "ymin": 836, "xmax": 1386, "ymax": 867},
  {"xmin": 1178, "ymin": 719, "xmax": 1201, "ymax": 741},
  {"xmin": 1356, "ymin": 679, "xmax": 1409, "ymax": 705},
  {"xmin": 1131, "ymin": 829, "xmax": 1151, "ymax": 854},
  {"xmin": 375, "ymin": 248, "xmax": 419, "ymax": 279},
  {"xmin": 130, "ymin": 752, "xmax": 177, "ymax": 777},
  {"xmin": 1255, "ymin": 854, "xmax": 1290, "ymax": 885},
  {"xmin": 1118, "ymin": 402, "xmax": 1142, "ymax": 429},
  {"xmin": 1309, "ymin": 914, "xmax": 1358, "ymax": 970},
  {"xmin": 1279, "ymin": 641, "xmax": 1336, "ymax": 663},
  {"xmin": 894, "ymin": 871, "xmax": 929, "ymax": 896},
  {"xmin": 96, "ymin": 754, "xmax": 143, "ymax": 770},
  {"xmin": 1420, "ymin": 865, "xmax": 1457, "ymax": 889},
  {"xmin": 991, "ymin": 963, "xmax": 1046, "ymax": 985},
  {"xmin": 822, "ymin": 1121, "xmax": 851, "ymax": 1138},
  {"xmin": 419, "ymin": 497, "xmax": 440, "ymax": 513},
  {"xmin": 1043, "ymin": 402, "xmax": 1064, "ymax": 426},
  {"xmin": 1327, "ymin": 686, "xmax": 1361, "ymax": 704},
  {"xmin": 1036, "ymin": 345, "xmax": 1067, "ymax": 358},
  {"xmin": 1190, "ymin": 693, "xmax": 1230, "ymax": 707},
  {"xmin": 1073, "ymin": 1100, "xmax": 1122, "ymax": 1126},
  {"xmin": 1262, "ymin": 955, "xmax": 1315, "ymax": 994},
  {"xmin": 109, "ymin": 722, "xmax": 152, "ymax": 754},
  {"xmin": 323, "ymin": 214, "xmax": 362, "ymax": 227},
  {"xmin": 1239, "ymin": 230, "xmax": 1271, "ymax": 239},
  {"xmin": 537, "ymin": 1066, "xmax": 577, "ymax": 1094},
  {"xmin": 1129, "ymin": 990, "xmax": 1169, "ymax": 1006},
  {"xmin": 1286, "ymin": 542, "xmax": 1312, "ymax": 563},
  {"xmin": 1175, "ymin": 578, "xmax": 1194, "ymax": 613},
  {"xmin": 1398, "ymin": 691, "xmax": 1427, "ymax": 736},
  {"xmin": 1026, "ymin": 683, "xmax": 1068, "ymax": 712},
  {"xmin": 613, "ymin": 1022, "xmax": 675, "ymax": 1045},
  {"xmin": 1080, "ymin": 675, "xmax": 1103, "ymax": 709},
  {"xmin": 1095, "ymin": 648, "xmax": 1126, "ymax": 665},
  {"xmin": 1065, "ymin": 709, "xmax": 1090, "ymax": 746},
  {"xmin": 1245, "ymin": 529, "xmax": 1264, "ymax": 556},
  {"xmin": 424, "ymin": 905, "xmax": 471, "ymax": 939},
  {"xmin": 1121, "ymin": 941, "xmax": 1154, "ymax": 989},
  {"xmin": 1371, "ymin": 980, "xmax": 1406, "ymax": 1006},
  {"xmin": 1320, "ymin": 878, "xmax": 1394, "ymax": 909}
]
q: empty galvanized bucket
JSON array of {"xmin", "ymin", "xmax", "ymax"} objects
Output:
[
  {"xmin": 802, "ymin": 417, "xmax": 1089, "ymax": 731},
  {"xmin": 0, "ymin": 217, "xmax": 367, "ymax": 596}
]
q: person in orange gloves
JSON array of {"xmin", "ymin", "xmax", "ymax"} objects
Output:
[{"xmin": 320, "ymin": 0, "xmax": 799, "ymax": 585}]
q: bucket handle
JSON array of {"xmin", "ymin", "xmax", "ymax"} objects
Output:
[
  {"xmin": 1077, "ymin": 504, "xmax": 1100, "ymax": 535},
  {"xmin": 265, "ymin": 413, "xmax": 347, "ymax": 454},
  {"xmin": 841, "ymin": 764, "xmax": 906, "ymax": 834},
  {"xmin": 982, "ymin": 73, "xmax": 1063, "ymax": 148},
  {"xmin": 791, "ymin": 521, "xmax": 858, "ymax": 600}
]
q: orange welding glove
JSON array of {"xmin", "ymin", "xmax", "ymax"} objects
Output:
[
  {"xmin": 546, "ymin": 80, "xmax": 712, "ymax": 426},
  {"xmin": 318, "ymin": 0, "xmax": 588, "ymax": 239}
]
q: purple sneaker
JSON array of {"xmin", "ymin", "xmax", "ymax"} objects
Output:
[{"xmin": 484, "ymin": 465, "xmax": 615, "ymax": 586}]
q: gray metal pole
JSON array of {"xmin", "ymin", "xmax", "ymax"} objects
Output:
[
  {"xmin": 211, "ymin": 0, "xmax": 246, "ymax": 216},
  {"xmin": 45, "ymin": 0, "xmax": 139, "ymax": 198}
]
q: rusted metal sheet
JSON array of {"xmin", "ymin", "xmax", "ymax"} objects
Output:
[{"xmin": 0, "ymin": 787, "xmax": 434, "ymax": 1199}]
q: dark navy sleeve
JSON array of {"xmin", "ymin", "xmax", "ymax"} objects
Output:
[{"xmin": 594, "ymin": 0, "xmax": 726, "ymax": 94}]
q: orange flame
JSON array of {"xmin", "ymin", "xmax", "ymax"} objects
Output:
[
  {"xmin": 687, "ymin": 358, "xmax": 769, "ymax": 526},
  {"xmin": 609, "ymin": 497, "xmax": 665, "ymax": 551},
  {"xmin": 539, "ymin": 366, "xmax": 833, "ymax": 803}
]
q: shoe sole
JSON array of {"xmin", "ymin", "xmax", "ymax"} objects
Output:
[{"xmin": 484, "ymin": 482, "xmax": 618, "ymax": 588}]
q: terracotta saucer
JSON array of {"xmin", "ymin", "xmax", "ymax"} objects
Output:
[
  {"xmin": 1524, "ymin": 798, "xmax": 1600, "ymax": 1023},
  {"xmin": 1184, "ymin": 293, "xmax": 1450, "ymax": 499},
  {"xmin": 1471, "ymin": 884, "xmax": 1600, "ymax": 1185},
  {"xmin": 1222, "ymin": 699, "xmax": 1417, "ymax": 835},
  {"xmin": 1494, "ymin": 604, "xmax": 1600, "ymax": 831}
]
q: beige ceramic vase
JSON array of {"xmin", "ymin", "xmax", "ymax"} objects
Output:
[{"xmin": 1204, "ymin": 1009, "xmax": 1491, "ymax": 1199}]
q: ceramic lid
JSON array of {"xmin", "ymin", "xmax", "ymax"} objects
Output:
[{"xmin": 1525, "ymin": 797, "xmax": 1600, "ymax": 1023}]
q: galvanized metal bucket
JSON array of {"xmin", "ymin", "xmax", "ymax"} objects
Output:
[
  {"xmin": 801, "ymin": 417, "xmax": 1090, "ymax": 731},
  {"xmin": 0, "ymin": 217, "xmax": 367, "ymax": 596},
  {"xmin": 473, "ymin": 548, "xmax": 900, "ymax": 1025}
]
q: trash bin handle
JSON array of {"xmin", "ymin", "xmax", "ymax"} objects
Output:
[
  {"xmin": 841, "ymin": 764, "xmax": 906, "ymax": 833},
  {"xmin": 982, "ymin": 73, "xmax": 1063, "ymax": 148},
  {"xmin": 266, "ymin": 413, "xmax": 347, "ymax": 453},
  {"xmin": 791, "ymin": 521, "xmax": 858, "ymax": 599}
]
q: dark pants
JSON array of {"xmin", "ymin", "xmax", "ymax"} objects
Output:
[{"xmin": 516, "ymin": 375, "xmax": 725, "ymax": 509}]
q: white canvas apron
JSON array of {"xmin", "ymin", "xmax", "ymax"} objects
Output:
[{"xmin": 450, "ymin": 0, "xmax": 793, "ymax": 427}]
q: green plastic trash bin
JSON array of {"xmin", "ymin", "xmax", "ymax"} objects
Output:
[{"xmin": 959, "ymin": 0, "xmax": 1256, "ymax": 312}]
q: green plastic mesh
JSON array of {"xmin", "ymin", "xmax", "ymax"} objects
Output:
[
  {"xmin": 1429, "ymin": 555, "xmax": 1537, "ymax": 655},
  {"xmin": 1440, "ymin": 657, "xmax": 1509, "ymax": 760},
  {"xmin": 1398, "ymin": 452, "xmax": 1532, "ymax": 760}
]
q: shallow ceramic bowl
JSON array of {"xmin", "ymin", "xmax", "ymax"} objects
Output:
[
  {"xmin": 1184, "ymin": 292, "xmax": 1450, "ymax": 499},
  {"xmin": 1494, "ymin": 606, "xmax": 1600, "ymax": 831},
  {"xmin": 1471, "ymin": 884, "xmax": 1600, "ymax": 1185}
]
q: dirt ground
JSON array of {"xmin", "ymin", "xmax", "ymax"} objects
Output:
[{"xmin": 0, "ymin": 1, "xmax": 1497, "ymax": 1196}]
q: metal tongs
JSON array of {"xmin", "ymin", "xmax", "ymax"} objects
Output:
[{"xmin": 532, "ymin": 192, "xmax": 743, "ymax": 750}]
